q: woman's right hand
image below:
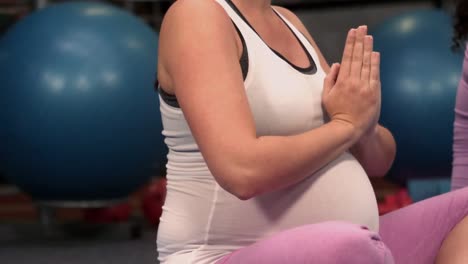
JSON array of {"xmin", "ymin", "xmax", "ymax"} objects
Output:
[{"xmin": 322, "ymin": 25, "xmax": 381, "ymax": 138}]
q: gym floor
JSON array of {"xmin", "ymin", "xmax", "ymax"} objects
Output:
[
  {"xmin": 0, "ymin": 223, "xmax": 159, "ymax": 264},
  {"xmin": 0, "ymin": 183, "xmax": 162, "ymax": 264}
]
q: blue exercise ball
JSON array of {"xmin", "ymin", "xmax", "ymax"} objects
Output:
[
  {"xmin": 373, "ymin": 10, "xmax": 464, "ymax": 182},
  {"xmin": 0, "ymin": 2, "xmax": 166, "ymax": 203}
]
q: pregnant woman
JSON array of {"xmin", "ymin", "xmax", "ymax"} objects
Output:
[{"xmin": 156, "ymin": 0, "xmax": 468, "ymax": 263}]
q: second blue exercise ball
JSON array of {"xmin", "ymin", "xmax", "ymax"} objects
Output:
[
  {"xmin": 373, "ymin": 10, "xmax": 464, "ymax": 182},
  {"xmin": 0, "ymin": 2, "xmax": 166, "ymax": 202}
]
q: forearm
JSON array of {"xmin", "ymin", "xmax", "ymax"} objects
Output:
[
  {"xmin": 452, "ymin": 120, "xmax": 468, "ymax": 190},
  {"xmin": 452, "ymin": 57, "xmax": 468, "ymax": 190},
  {"xmin": 349, "ymin": 125, "xmax": 396, "ymax": 177},
  {"xmin": 452, "ymin": 119, "xmax": 468, "ymax": 189},
  {"xmin": 240, "ymin": 120, "xmax": 359, "ymax": 198}
]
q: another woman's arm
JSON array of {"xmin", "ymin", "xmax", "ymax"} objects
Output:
[
  {"xmin": 451, "ymin": 0, "xmax": 468, "ymax": 190},
  {"xmin": 159, "ymin": 0, "xmax": 378, "ymax": 200},
  {"xmin": 452, "ymin": 48, "xmax": 468, "ymax": 190}
]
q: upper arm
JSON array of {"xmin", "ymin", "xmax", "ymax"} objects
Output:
[
  {"xmin": 273, "ymin": 6, "xmax": 330, "ymax": 73},
  {"xmin": 158, "ymin": 0, "xmax": 257, "ymax": 192}
]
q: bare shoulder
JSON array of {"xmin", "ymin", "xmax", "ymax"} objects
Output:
[
  {"xmin": 158, "ymin": 0, "xmax": 239, "ymax": 92},
  {"xmin": 161, "ymin": 0, "xmax": 233, "ymax": 36},
  {"xmin": 164, "ymin": 0, "xmax": 227, "ymax": 18}
]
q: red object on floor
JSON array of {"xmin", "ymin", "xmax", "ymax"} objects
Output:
[
  {"xmin": 378, "ymin": 188, "xmax": 413, "ymax": 215},
  {"xmin": 396, "ymin": 189, "xmax": 413, "ymax": 207},
  {"xmin": 141, "ymin": 177, "xmax": 167, "ymax": 226},
  {"xmin": 84, "ymin": 203, "xmax": 132, "ymax": 223}
]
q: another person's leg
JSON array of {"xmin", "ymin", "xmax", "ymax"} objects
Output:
[
  {"xmin": 379, "ymin": 187, "xmax": 468, "ymax": 264},
  {"xmin": 436, "ymin": 214, "xmax": 468, "ymax": 263},
  {"xmin": 216, "ymin": 221, "xmax": 393, "ymax": 264}
]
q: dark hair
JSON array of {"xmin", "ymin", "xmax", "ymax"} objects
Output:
[{"xmin": 453, "ymin": 0, "xmax": 468, "ymax": 49}]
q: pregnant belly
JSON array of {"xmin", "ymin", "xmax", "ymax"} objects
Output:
[
  {"xmin": 258, "ymin": 151, "xmax": 379, "ymax": 231},
  {"xmin": 206, "ymin": 152, "xmax": 379, "ymax": 247},
  {"xmin": 158, "ymin": 152, "xmax": 379, "ymax": 252}
]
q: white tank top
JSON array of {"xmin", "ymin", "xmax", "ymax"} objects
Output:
[{"xmin": 157, "ymin": 1, "xmax": 379, "ymax": 263}]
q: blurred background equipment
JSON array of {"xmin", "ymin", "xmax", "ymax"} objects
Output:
[
  {"xmin": 407, "ymin": 178, "xmax": 451, "ymax": 202},
  {"xmin": 0, "ymin": 1, "xmax": 166, "ymax": 204},
  {"xmin": 141, "ymin": 177, "xmax": 167, "ymax": 227},
  {"xmin": 374, "ymin": 10, "xmax": 463, "ymax": 186}
]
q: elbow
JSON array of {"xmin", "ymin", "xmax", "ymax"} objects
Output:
[
  {"xmin": 213, "ymin": 164, "xmax": 261, "ymax": 201},
  {"xmin": 367, "ymin": 156, "xmax": 396, "ymax": 178},
  {"xmin": 232, "ymin": 187, "xmax": 256, "ymax": 201},
  {"xmin": 368, "ymin": 170, "xmax": 388, "ymax": 178},
  {"xmin": 222, "ymin": 174, "xmax": 259, "ymax": 201}
]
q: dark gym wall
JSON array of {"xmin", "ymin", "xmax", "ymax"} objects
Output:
[{"xmin": 294, "ymin": 2, "xmax": 435, "ymax": 63}]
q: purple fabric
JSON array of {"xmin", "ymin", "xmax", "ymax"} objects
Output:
[
  {"xmin": 379, "ymin": 186, "xmax": 468, "ymax": 263},
  {"xmin": 452, "ymin": 45, "xmax": 468, "ymax": 190},
  {"xmin": 216, "ymin": 187, "xmax": 468, "ymax": 264},
  {"xmin": 216, "ymin": 221, "xmax": 394, "ymax": 264}
]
